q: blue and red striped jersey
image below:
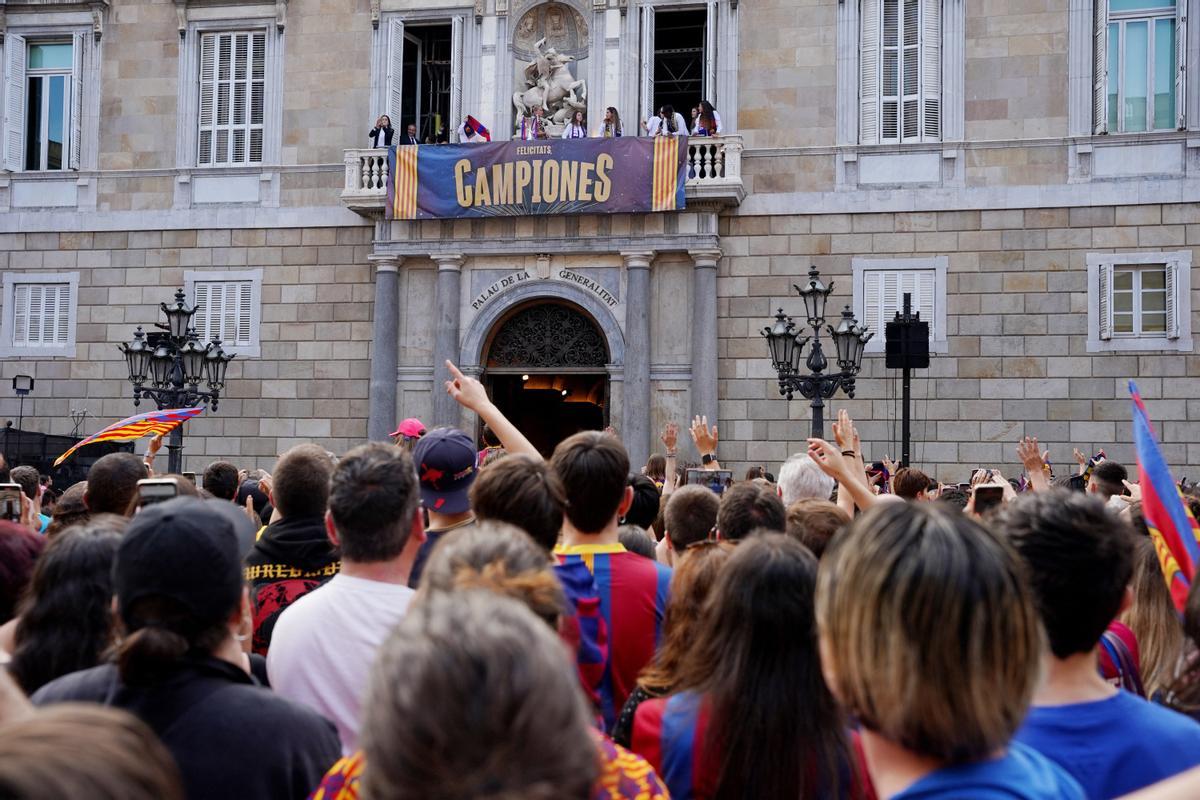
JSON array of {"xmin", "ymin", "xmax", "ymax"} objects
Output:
[{"xmin": 554, "ymin": 542, "xmax": 672, "ymax": 730}]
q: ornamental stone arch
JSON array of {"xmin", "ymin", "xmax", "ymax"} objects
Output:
[{"xmin": 459, "ymin": 280, "xmax": 626, "ymax": 372}]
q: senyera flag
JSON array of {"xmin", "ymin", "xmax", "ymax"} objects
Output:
[
  {"xmin": 53, "ymin": 406, "xmax": 205, "ymax": 467},
  {"xmin": 1130, "ymin": 380, "xmax": 1200, "ymax": 613}
]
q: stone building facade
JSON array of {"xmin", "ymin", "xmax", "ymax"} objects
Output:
[{"xmin": 0, "ymin": 0, "xmax": 1198, "ymax": 480}]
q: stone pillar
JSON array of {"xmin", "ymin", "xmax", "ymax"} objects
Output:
[
  {"xmin": 689, "ymin": 249, "xmax": 721, "ymax": 443},
  {"xmin": 621, "ymin": 251, "xmax": 654, "ymax": 470},
  {"xmin": 367, "ymin": 255, "xmax": 402, "ymax": 442},
  {"xmin": 431, "ymin": 253, "xmax": 465, "ymax": 428}
]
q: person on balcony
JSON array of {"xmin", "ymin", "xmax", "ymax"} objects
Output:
[
  {"xmin": 642, "ymin": 105, "xmax": 687, "ymax": 137},
  {"xmin": 518, "ymin": 106, "xmax": 550, "ymax": 140},
  {"xmin": 398, "ymin": 124, "xmax": 420, "ymax": 146},
  {"xmin": 692, "ymin": 101, "xmax": 723, "ymax": 136},
  {"xmin": 598, "ymin": 107, "xmax": 623, "ymax": 138},
  {"xmin": 369, "ymin": 116, "xmax": 394, "ymax": 148},
  {"xmin": 561, "ymin": 110, "xmax": 587, "ymax": 139}
]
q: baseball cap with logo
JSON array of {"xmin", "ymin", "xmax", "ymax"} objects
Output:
[{"xmin": 413, "ymin": 427, "xmax": 478, "ymax": 515}]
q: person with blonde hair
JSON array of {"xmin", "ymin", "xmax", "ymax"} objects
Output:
[{"xmin": 816, "ymin": 502, "xmax": 1082, "ymax": 799}]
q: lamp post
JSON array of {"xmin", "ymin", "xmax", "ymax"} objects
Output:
[
  {"xmin": 119, "ymin": 289, "xmax": 234, "ymax": 474},
  {"xmin": 760, "ymin": 266, "xmax": 873, "ymax": 439}
]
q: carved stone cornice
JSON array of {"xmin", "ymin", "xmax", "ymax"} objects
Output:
[
  {"xmin": 174, "ymin": 0, "xmax": 287, "ymax": 38},
  {"xmin": 0, "ymin": 0, "xmax": 111, "ymax": 40}
]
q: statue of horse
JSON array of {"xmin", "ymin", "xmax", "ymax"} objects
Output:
[{"xmin": 513, "ymin": 40, "xmax": 586, "ymax": 123}]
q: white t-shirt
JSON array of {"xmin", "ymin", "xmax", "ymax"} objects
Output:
[{"xmin": 267, "ymin": 573, "xmax": 415, "ymax": 754}]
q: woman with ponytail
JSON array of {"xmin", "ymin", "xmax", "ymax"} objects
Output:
[{"xmin": 32, "ymin": 497, "xmax": 340, "ymax": 800}]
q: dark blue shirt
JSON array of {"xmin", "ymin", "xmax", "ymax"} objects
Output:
[
  {"xmin": 894, "ymin": 741, "xmax": 1084, "ymax": 799},
  {"xmin": 1015, "ymin": 690, "xmax": 1200, "ymax": 799}
]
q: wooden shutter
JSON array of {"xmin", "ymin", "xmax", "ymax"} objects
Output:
[
  {"xmin": 1098, "ymin": 261, "xmax": 1113, "ymax": 340},
  {"xmin": 860, "ymin": 0, "xmax": 881, "ymax": 144},
  {"xmin": 194, "ymin": 282, "xmax": 212, "ymax": 341},
  {"xmin": 235, "ymin": 281, "xmax": 253, "ymax": 345},
  {"xmin": 55, "ymin": 283, "xmax": 70, "ymax": 343},
  {"xmin": 901, "ymin": 0, "xmax": 920, "ymax": 140},
  {"xmin": 1165, "ymin": 261, "xmax": 1179, "ymax": 339},
  {"xmin": 864, "ymin": 270, "xmax": 881, "ymax": 333},
  {"xmin": 198, "ymin": 33, "xmax": 216, "ymax": 165},
  {"xmin": 249, "ymin": 32, "xmax": 265, "ymax": 163},
  {"xmin": 450, "ymin": 16, "xmax": 464, "ymax": 141},
  {"xmin": 12, "ymin": 284, "xmax": 30, "ymax": 344},
  {"xmin": 704, "ymin": 0, "xmax": 718, "ymax": 104},
  {"xmin": 386, "ymin": 18, "xmax": 405, "ymax": 126},
  {"xmin": 4, "ymin": 34, "xmax": 26, "ymax": 171},
  {"xmin": 640, "ymin": 5, "xmax": 655, "ymax": 133},
  {"xmin": 42, "ymin": 284, "xmax": 58, "ymax": 343},
  {"xmin": 920, "ymin": 0, "xmax": 940, "ymax": 140},
  {"xmin": 70, "ymin": 33, "xmax": 84, "ymax": 170},
  {"xmin": 1177, "ymin": 0, "xmax": 1188, "ymax": 130},
  {"xmin": 1094, "ymin": 0, "xmax": 1109, "ymax": 134}
]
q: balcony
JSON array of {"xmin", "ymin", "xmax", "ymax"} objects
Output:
[{"xmin": 341, "ymin": 134, "xmax": 745, "ymax": 216}]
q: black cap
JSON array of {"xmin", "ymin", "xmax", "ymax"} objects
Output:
[{"xmin": 115, "ymin": 497, "xmax": 244, "ymax": 629}]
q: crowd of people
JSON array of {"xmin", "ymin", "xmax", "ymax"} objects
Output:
[
  {"xmin": 368, "ymin": 100, "xmax": 726, "ymax": 147},
  {"xmin": 3, "ymin": 365, "xmax": 1200, "ymax": 799}
]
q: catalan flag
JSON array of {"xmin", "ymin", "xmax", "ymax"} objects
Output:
[
  {"xmin": 1130, "ymin": 381, "xmax": 1200, "ymax": 613},
  {"xmin": 385, "ymin": 144, "xmax": 419, "ymax": 220},
  {"xmin": 53, "ymin": 406, "xmax": 205, "ymax": 467},
  {"xmin": 651, "ymin": 135, "xmax": 685, "ymax": 212}
]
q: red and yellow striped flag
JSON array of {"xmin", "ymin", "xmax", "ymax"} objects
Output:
[
  {"xmin": 651, "ymin": 136, "xmax": 682, "ymax": 212},
  {"xmin": 387, "ymin": 145, "xmax": 420, "ymax": 220},
  {"xmin": 53, "ymin": 406, "xmax": 205, "ymax": 467}
]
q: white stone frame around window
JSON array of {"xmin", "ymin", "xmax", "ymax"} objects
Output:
[
  {"xmin": 183, "ymin": 268, "xmax": 263, "ymax": 357},
  {"xmin": 1086, "ymin": 250, "xmax": 1193, "ymax": 352},
  {"xmin": 173, "ymin": 13, "xmax": 283, "ymax": 208},
  {"xmin": 851, "ymin": 256, "xmax": 948, "ymax": 355},
  {"xmin": 0, "ymin": 271, "xmax": 79, "ymax": 358},
  {"xmin": 834, "ymin": 0, "xmax": 964, "ymax": 189}
]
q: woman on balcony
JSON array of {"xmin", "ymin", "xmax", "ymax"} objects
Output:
[
  {"xmin": 561, "ymin": 110, "xmax": 588, "ymax": 139},
  {"xmin": 368, "ymin": 116, "xmax": 394, "ymax": 148}
]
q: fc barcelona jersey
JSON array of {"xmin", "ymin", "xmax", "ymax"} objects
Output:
[{"xmin": 554, "ymin": 542, "xmax": 672, "ymax": 730}]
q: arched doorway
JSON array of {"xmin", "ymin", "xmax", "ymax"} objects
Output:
[{"xmin": 483, "ymin": 300, "xmax": 609, "ymax": 456}]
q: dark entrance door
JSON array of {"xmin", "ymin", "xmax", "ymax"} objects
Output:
[{"xmin": 482, "ymin": 301, "xmax": 610, "ymax": 458}]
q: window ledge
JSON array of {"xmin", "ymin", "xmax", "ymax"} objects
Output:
[
  {"xmin": 1086, "ymin": 337, "xmax": 1193, "ymax": 353},
  {"xmin": 174, "ymin": 169, "xmax": 278, "ymax": 208},
  {"xmin": 837, "ymin": 144, "xmax": 963, "ymax": 190},
  {"xmin": 0, "ymin": 344, "xmax": 77, "ymax": 358}
]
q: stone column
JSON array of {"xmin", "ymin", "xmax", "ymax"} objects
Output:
[
  {"xmin": 367, "ymin": 254, "xmax": 402, "ymax": 442},
  {"xmin": 431, "ymin": 253, "xmax": 465, "ymax": 428},
  {"xmin": 621, "ymin": 251, "xmax": 654, "ymax": 470},
  {"xmin": 689, "ymin": 249, "xmax": 721, "ymax": 443}
]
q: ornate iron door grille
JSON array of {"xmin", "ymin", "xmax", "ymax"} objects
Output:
[{"xmin": 485, "ymin": 302, "xmax": 609, "ymax": 370}]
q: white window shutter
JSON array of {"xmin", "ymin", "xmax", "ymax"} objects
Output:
[
  {"xmin": 42, "ymin": 285, "xmax": 58, "ymax": 343},
  {"xmin": 915, "ymin": 269, "xmax": 935, "ymax": 323},
  {"xmin": 386, "ymin": 18, "xmax": 405, "ymax": 126},
  {"xmin": 249, "ymin": 32, "xmax": 265, "ymax": 163},
  {"xmin": 450, "ymin": 16, "xmax": 464, "ymax": 141},
  {"xmin": 1177, "ymin": 1, "xmax": 1188, "ymax": 130},
  {"xmin": 704, "ymin": 0, "xmax": 718, "ymax": 104},
  {"xmin": 860, "ymin": 0, "xmax": 881, "ymax": 144},
  {"xmin": 70, "ymin": 33, "xmax": 84, "ymax": 170},
  {"xmin": 1098, "ymin": 261, "xmax": 1113, "ymax": 340},
  {"xmin": 4, "ymin": 34, "xmax": 26, "ymax": 172},
  {"xmin": 55, "ymin": 283, "xmax": 70, "ymax": 343},
  {"xmin": 865, "ymin": 271, "xmax": 882, "ymax": 332},
  {"xmin": 194, "ymin": 282, "xmax": 212, "ymax": 341},
  {"xmin": 1093, "ymin": 0, "xmax": 1108, "ymax": 134},
  {"xmin": 901, "ymin": 0, "xmax": 920, "ymax": 140},
  {"xmin": 236, "ymin": 281, "xmax": 253, "ymax": 345},
  {"xmin": 882, "ymin": 270, "xmax": 900, "ymax": 325},
  {"xmin": 12, "ymin": 284, "xmax": 30, "ymax": 344},
  {"xmin": 28, "ymin": 285, "xmax": 44, "ymax": 344},
  {"xmin": 198, "ymin": 34, "xmax": 217, "ymax": 165},
  {"xmin": 1165, "ymin": 261, "xmax": 1179, "ymax": 339},
  {"xmin": 640, "ymin": 5, "xmax": 656, "ymax": 133},
  {"xmin": 920, "ymin": 0, "xmax": 940, "ymax": 140}
]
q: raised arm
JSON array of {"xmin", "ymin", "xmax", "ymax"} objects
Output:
[
  {"xmin": 660, "ymin": 421, "xmax": 680, "ymax": 495},
  {"xmin": 807, "ymin": 438, "xmax": 877, "ymax": 511},
  {"xmin": 690, "ymin": 416, "xmax": 721, "ymax": 471},
  {"xmin": 1017, "ymin": 436, "xmax": 1051, "ymax": 493},
  {"xmin": 444, "ymin": 360, "xmax": 540, "ymax": 460}
]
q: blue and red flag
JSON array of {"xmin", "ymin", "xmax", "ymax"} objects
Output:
[
  {"xmin": 53, "ymin": 406, "xmax": 205, "ymax": 467},
  {"xmin": 1130, "ymin": 381, "xmax": 1200, "ymax": 613},
  {"xmin": 463, "ymin": 115, "xmax": 491, "ymax": 142}
]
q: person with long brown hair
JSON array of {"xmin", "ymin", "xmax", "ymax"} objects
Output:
[
  {"xmin": 610, "ymin": 540, "xmax": 733, "ymax": 748},
  {"xmin": 631, "ymin": 534, "xmax": 865, "ymax": 799},
  {"xmin": 1120, "ymin": 536, "xmax": 1183, "ymax": 698}
]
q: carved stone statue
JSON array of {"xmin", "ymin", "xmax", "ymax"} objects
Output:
[{"xmin": 513, "ymin": 37, "xmax": 586, "ymax": 125}]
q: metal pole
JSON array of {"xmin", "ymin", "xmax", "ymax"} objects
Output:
[
  {"xmin": 810, "ymin": 394, "xmax": 824, "ymax": 441},
  {"xmin": 166, "ymin": 425, "xmax": 183, "ymax": 474},
  {"xmin": 15, "ymin": 395, "xmax": 24, "ymax": 465},
  {"xmin": 900, "ymin": 293, "xmax": 912, "ymax": 469}
]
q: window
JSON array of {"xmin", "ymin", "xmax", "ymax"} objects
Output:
[
  {"xmin": 3, "ymin": 34, "xmax": 84, "ymax": 171},
  {"xmin": 639, "ymin": 4, "xmax": 719, "ymax": 133},
  {"xmin": 852, "ymin": 257, "xmax": 948, "ymax": 353},
  {"xmin": 861, "ymin": 0, "xmax": 940, "ymax": 144},
  {"xmin": 184, "ymin": 269, "xmax": 262, "ymax": 356},
  {"xmin": 0, "ymin": 272, "xmax": 79, "ymax": 357},
  {"xmin": 1095, "ymin": 0, "xmax": 1187, "ymax": 133},
  {"xmin": 198, "ymin": 31, "xmax": 266, "ymax": 166},
  {"xmin": 1087, "ymin": 251, "xmax": 1192, "ymax": 351},
  {"xmin": 383, "ymin": 17, "xmax": 463, "ymax": 143}
]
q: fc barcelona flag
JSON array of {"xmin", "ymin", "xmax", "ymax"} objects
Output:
[
  {"xmin": 1130, "ymin": 381, "xmax": 1200, "ymax": 613},
  {"xmin": 386, "ymin": 137, "xmax": 688, "ymax": 220},
  {"xmin": 53, "ymin": 406, "xmax": 205, "ymax": 467}
]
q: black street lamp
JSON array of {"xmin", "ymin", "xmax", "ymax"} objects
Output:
[
  {"xmin": 761, "ymin": 266, "xmax": 873, "ymax": 439},
  {"xmin": 119, "ymin": 288, "xmax": 234, "ymax": 474}
]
